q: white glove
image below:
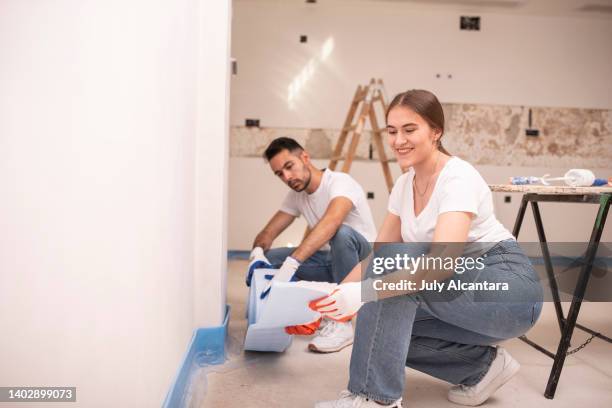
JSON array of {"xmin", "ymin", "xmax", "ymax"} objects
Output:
[
  {"xmin": 249, "ymin": 247, "xmax": 270, "ymax": 263},
  {"xmin": 260, "ymin": 256, "xmax": 301, "ymax": 299},
  {"xmin": 246, "ymin": 247, "xmax": 272, "ymax": 287},
  {"xmin": 275, "ymin": 256, "xmax": 300, "ymax": 282},
  {"xmin": 310, "ymin": 281, "xmax": 364, "ymax": 322}
]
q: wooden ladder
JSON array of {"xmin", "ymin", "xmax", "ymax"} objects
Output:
[
  {"xmin": 303, "ymin": 79, "xmax": 394, "ymax": 240},
  {"xmin": 328, "ymin": 78, "xmax": 394, "ymax": 193}
]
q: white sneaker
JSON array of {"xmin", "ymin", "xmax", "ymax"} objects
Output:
[
  {"xmin": 308, "ymin": 320, "xmax": 354, "ymax": 353},
  {"xmin": 315, "ymin": 390, "xmax": 403, "ymax": 408},
  {"xmin": 448, "ymin": 346, "xmax": 520, "ymax": 406}
]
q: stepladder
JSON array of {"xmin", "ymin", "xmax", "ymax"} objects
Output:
[
  {"xmin": 302, "ymin": 79, "xmax": 394, "ymax": 239},
  {"xmin": 328, "ymin": 78, "xmax": 394, "ymax": 193}
]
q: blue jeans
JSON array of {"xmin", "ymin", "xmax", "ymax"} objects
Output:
[
  {"xmin": 265, "ymin": 225, "xmax": 371, "ymax": 283},
  {"xmin": 347, "ymin": 239, "xmax": 544, "ymax": 404}
]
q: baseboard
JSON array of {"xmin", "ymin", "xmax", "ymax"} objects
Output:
[{"xmin": 163, "ymin": 305, "xmax": 230, "ymax": 408}]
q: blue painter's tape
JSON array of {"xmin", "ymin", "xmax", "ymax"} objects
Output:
[
  {"xmin": 162, "ymin": 305, "xmax": 230, "ymax": 408},
  {"xmin": 228, "ymin": 250, "xmax": 250, "ymax": 260}
]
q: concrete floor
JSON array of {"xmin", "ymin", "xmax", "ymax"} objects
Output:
[{"xmin": 202, "ymin": 260, "xmax": 612, "ymax": 407}]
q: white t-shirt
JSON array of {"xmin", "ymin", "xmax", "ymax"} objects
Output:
[
  {"xmin": 388, "ymin": 157, "xmax": 514, "ymax": 244},
  {"xmin": 280, "ymin": 169, "xmax": 377, "ymax": 242}
]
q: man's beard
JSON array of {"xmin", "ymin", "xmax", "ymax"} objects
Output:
[{"xmin": 290, "ymin": 169, "xmax": 312, "ymax": 192}]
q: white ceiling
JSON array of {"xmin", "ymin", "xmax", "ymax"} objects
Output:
[
  {"xmin": 370, "ymin": 0, "xmax": 612, "ymax": 15},
  {"xmin": 241, "ymin": 0, "xmax": 612, "ymax": 17}
]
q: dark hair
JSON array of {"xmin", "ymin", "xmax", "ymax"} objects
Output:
[
  {"xmin": 263, "ymin": 137, "xmax": 304, "ymax": 161},
  {"xmin": 386, "ymin": 89, "xmax": 450, "ymax": 155}
]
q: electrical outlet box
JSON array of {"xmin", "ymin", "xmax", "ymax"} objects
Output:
[
  {"xmin": 300, "ymin": 35, "xmax": 308, "ymax": 43},
  {"xmin": 367, "ymin": 192, "xmax": 375, "ymax": 199},
  {"xmin": 526, "ymin": 129, "xmax": 540, "ymax": 137},
  {"xmin": 504, "ymin": 196, "xmax": 512, "ymax": 203},
  {"xmin": 245, "ymin": 119, "xmax": 260, "ymax": 127},
  {"xmin": 460, "ymin": 16, "xmax": 480, "ymax": 31}
]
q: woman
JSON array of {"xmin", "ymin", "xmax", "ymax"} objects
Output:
[{"xmin": 303, "ymin": 90, "xmax": 543, "ymax": 407}]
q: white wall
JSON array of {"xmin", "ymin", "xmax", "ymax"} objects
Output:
[
  {"xmin": 229, "ymin": 158, "xmax": 612, "ymax": 250},
  {"xmin": 0, "ymin": 1, "xmax": 230, "ymax": 407},
  {"xmin": 230, "ymin": 0, "xmax": 612, "ymax": 129},
  {"xmin": 194, "ymin": 0, "xmax": 232, "ymax": 328}
]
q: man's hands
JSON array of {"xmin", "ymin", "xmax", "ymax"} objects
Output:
[
  {"xmin": 309, "ymin": 282, "xmax": 363, "ymax": 322},
  {"xmin": 260, "ymin": 256, "xmax": 301, "ymax": 299},
  {"xmin": 275, "ymin": 256, "xmax": 301, "ymax": 281},
  {"xmin": 250, "ymin": 247, "xmax": 269, "ymax": 263},
  {"xmin": 246, "ymin": 247, "xmax": 272, "ymax": 287}
]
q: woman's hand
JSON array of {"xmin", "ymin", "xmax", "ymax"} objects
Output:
[
  {"xmin": 309, "ymin": 282, "xmax": 364, "ymax": 322},
  {"xmin": 285, "ymin": 318, "xmax": 322, "ymax": 335}
]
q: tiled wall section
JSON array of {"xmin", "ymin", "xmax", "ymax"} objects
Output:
[{"xmin": 231, "ymin": 104, "xmax": 612, "ymax": 168}]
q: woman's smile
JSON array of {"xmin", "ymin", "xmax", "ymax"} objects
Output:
[{"xmin": 395, "ymin": 145, "xmax": 415, "ymax": 156}]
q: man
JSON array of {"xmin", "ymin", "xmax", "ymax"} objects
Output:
[{"xmin": 249, "ymin": 137, "xmax": 377, "ymax": 353}]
